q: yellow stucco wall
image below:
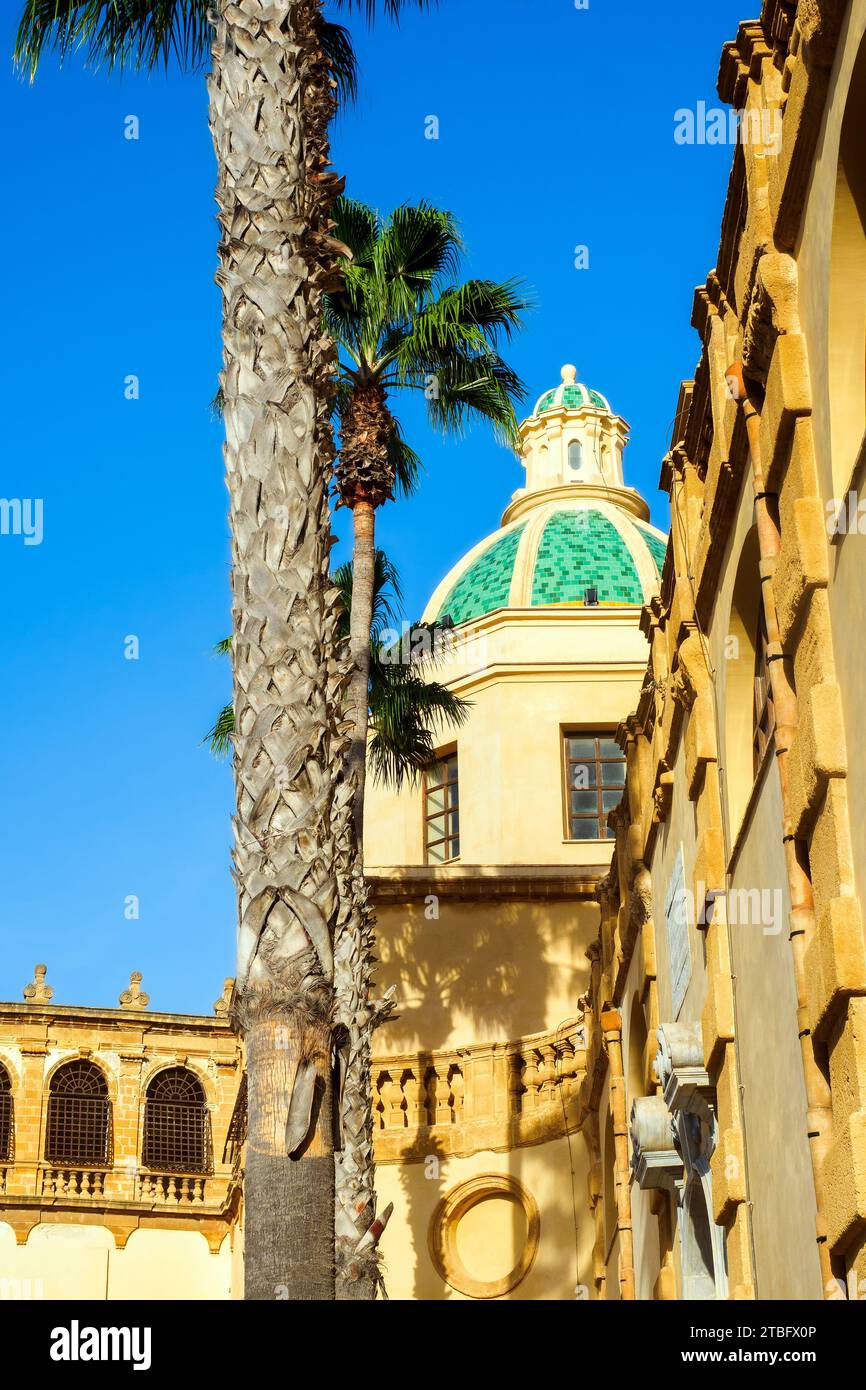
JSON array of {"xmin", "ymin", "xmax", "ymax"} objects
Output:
[{"xmin": 0, "ymin": 1222, "xmax": 233, "ymax": 1300}]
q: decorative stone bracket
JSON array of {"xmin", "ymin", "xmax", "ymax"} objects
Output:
[{"xmin": 630, "ymin": 1022, "xmax": 728, "ymax": 1299}]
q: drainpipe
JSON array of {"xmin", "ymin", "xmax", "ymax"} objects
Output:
[
  {"xmin": 725, "ymin": 361, "xmax": 833, "ymax": 1292},
  {"xmin": 602, "ymin": 1008, "xmax": 636, "ymax": 1300}
]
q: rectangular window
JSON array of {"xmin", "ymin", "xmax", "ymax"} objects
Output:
[
  {"xmin": 563, "ymin": 733, "xmax": 626, "ymax": 841},
  {"xmin": 424, "ymin": 753, "xmax": 460, "ymax": 863}
]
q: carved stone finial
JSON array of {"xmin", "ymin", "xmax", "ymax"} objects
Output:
[
  {"xmin": 561, "ymin": 363, "xmax": 577, "ymax": 384},
  {"xmin": 23, "ymin": 964, "xmax": 54, "ymax": 1004},
  {"xmin": 119, "ymin": 971, "xmax": 149, "ymax": 1010},
  {"xmin": 213, "ymin": 978, "xmax": 235, "ymax": 1017}
]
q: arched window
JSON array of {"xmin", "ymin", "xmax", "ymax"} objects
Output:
[
  {"xmin": 568, "ymin": 440, "xmax": 583, "ymax": 472},
  {"xmin": 0, "ymin": 1064, "xmax": 13, "ymax": 1162},
  {"xmin": 142, "ymin": 1068, "xmax": 211, "ymax": 1175},
  {"xmin": 627, "ymin": 995, "xmax": 648, "ymax": 1105},
  {"xmin": 753, "ymin": 607, "xmax": 776, "ymax": 775},
  {"xmin": 724, "ymin": 526, "xmax": 761, "ymax": 837},
  {"xmin": 829, "ymin": 32, "xmax": 866, "ymax": 496},
  {"xmin": 45, "ymin": 1060, "xmax": 111, "ymax": 1168}
]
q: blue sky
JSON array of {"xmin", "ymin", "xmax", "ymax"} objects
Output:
[{"xmin": 0, "ymin": 0, "xmax": 746, "ymax": 1012}]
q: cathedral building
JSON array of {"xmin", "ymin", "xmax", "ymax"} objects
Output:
[{"xmin": 1, "ymin": 0, "xmax": 866, "ymax": 1302}]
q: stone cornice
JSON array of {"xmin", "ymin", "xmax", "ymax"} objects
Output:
[
  {"xmin": 501, "ymin": 481, "xmax": 650, "ymax": 527},
  {"xmin": 0, "ymin": 1002, "xmax": 236, "ymax": 1039},
  {"xmin": 368, "ymin": 864, "xmax": 605, "ymax": 903}
]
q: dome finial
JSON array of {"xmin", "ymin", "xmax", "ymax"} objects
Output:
[{"xmin": 561, "ymin": 364, "xmax": 577, "ymax": 384}]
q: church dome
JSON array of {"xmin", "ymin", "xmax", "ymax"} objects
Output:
[
  {"xmin": 532, "ymin": 364, "xmax": 612, "ymax": 417},
  {"xmin": 422, "ymin": 500, "xmax": 667, "ymax": 627},
  {"xmin": 421, "ymin": 362, "xmax": 668, "ymax": 629}
]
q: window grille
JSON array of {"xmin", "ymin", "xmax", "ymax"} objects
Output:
[
  {"xmin": 223, "ymin": 1073, "xmax": 248, "ymax": 1167},
  {"xmin": 142, "ymin": 1067, "xmax": 211, "ymax": 1175},
  {"xmin": 424, "ymin": 754, "xmax": 460, "ymax": 863},
  {"xmin": 0, "ymin": 1065, "xmax": 13, "ymax": 1163},
  {"xmin": 564, "ymin": 733, "xmax": 627, "ymax": 840},
  {"xmin": 753, "ymin": 610, "xmax": 776, "ymax": 775},
  {"xmin": 45, "ymin": 1060, "xmax": 112, "ymax": 1168}
]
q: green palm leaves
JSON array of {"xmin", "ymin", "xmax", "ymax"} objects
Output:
[
  {"xmin": 327, "ymin": 198, "xmax": 530, "ymax": 463},
  {"xmin": 208, "ymin": 551, "xmax": 469, "ymax": 784}
]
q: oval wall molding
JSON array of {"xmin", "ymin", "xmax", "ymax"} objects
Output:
[{"xmin": 428, "ymin": 1173, "xmax": 540, "ymax": 1299}]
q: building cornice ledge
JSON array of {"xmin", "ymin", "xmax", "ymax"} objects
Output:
[{"xmin": 368, "ymin": 865, "xmax": 605, "ymax": 902}]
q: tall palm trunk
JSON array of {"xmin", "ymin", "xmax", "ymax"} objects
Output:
[
  {"xmin": 208, "ymin": 0, "xmax": 344, "ymax": 1301},
  {"xmin": 348, "ymin": 500, "xmax": 377, "ymax": 848},
  {"xmin": 340, "ymin": 380, "xmax": 395, "ymax": 854},
  {"xmin": 333, "ymin": 384, "xmax": 396, "ymax": 1297}
]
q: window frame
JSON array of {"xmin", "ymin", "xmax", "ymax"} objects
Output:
[
  {"xmin": 562, "ymin": 730, "xmax": 626, "ymax": 842},
  {"xmin": 45, "ymin": 1060, "xmax": 112, "ymax": 1169},
  {"xmin": 423, "ymin": 750, "xmax": 460, "ymax": 864},
  {"xmin": 0, "ymin": 1064, "xmax": 13, "ymax": 1163},
  {"xmin": 141, "ymin": 1067, "xmax": 212, "ymax": 1176},
  {"xmin": 752, "ymin": 607, "xmax": 776, "ymax": 778}
]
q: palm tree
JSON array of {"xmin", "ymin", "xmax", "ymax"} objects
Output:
[
  {"xmin": 326, "ymin": 197, "xmax": 529, "ymax": 856},
  {"xmin": 15, "ymin": 0, "xmax": 431, "ymax": 1303},
  {"xmin": 207, "ymin": 550, "xmax": 468, "ymax": 1296},
  {"xmin": 208, "ymin": 551, "xmax": 470, "ymax": 777}
]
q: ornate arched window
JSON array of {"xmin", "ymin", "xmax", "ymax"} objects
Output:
[
  {"xmin": 752, "ymin": 607, "xmax": 776, "ymax": 775},
  {"xmin": 568, "ymin": 440, "xmax": 583, "ymax": 472},
  {"xmin": 45, "ymin": 1060, "xmax": 111, "ymax": 1167},
  {"xmin": 0, "ymin": 1064, "xmax": 13, "ymax": 1162},
  {"xmin": 142, "ymin": 1068, "xmax": 211, "ymax": 1174}
]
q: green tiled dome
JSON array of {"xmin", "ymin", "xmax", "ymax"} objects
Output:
[
  {"xmin": 635, "ymin": 521, "xmax": 668, "ymax": 574},
  {"xmin": 534, "ymin": 382, "xmax": 611, "ymax": 415},
  {"xmin": 435, "ymin": 524, "xmax": 526, "ymax": 626},
  {"xmin": 432, "ymin": 506, "xmax": 667, "ymax": 626},
  {"xmin": 531, "ymin": 511, "xmax": 642, "ymax": 605},
  {"xmin": 532, "ymin": 365, "xmax": 612, "ymax": 418}
]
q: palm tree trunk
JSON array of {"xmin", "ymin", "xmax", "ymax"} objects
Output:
[
  {"xmin": 333, "ymin": 497, "xmax": 392, "ymax": 1298},
  {"xmin": 208, "ymin": 0, "xmax": 343, "ymax": 1301},
  {"xmin": 347, "ymin": 499, "xmax": 377, "ymax": 855}
]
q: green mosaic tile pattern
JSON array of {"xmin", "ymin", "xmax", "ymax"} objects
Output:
[
  {"xmin": 531, "ymin": 509, "xmax": 644, "ymax": 606},
  {"xmin": 535, "ymin": 384, "xmax": 610, "ymax": 413},
  {"xmin": 436, "ymin": 524, "xmax": 526, "ymax": 625},
  {"xmin": 635, "ymin": 522, "xmax": 668, "ymax": 576}
]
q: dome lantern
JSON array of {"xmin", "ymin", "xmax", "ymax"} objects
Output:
[
  {"xmin": 421, "ymin": 362, "xmax": 668, "ymax": 630},
  {"xmin": 517, "ymin": 364, "xmax": 628, "ymax": 500}
]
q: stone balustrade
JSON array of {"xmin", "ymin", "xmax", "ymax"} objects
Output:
[
  {"xmin": 372, "ymin": 1020, "xmax": 586, "ymax": 1162},
  {"xmin": 137, "ymin": 1173, "xmax": 207, "ymax": 1205},
  {"xmin": 41, "ymin": 1167, "xmax": 106, "ymax": 1198}
]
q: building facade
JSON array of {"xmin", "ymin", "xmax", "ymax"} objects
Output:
[
  {"xmin": 2, "ymin": 0, "xmax": 866, "ymax": 1302},
  {"xmin": 586, "ymin": 0, "xmax": 866, "ymax": 1303}
]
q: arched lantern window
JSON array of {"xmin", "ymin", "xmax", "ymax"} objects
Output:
[
  {"xmin": 45, "ymin": 1060, "xmax": 112, "ymax": 1167},
  {"xmin": 142, "ymin": 1068, "xmax": 211, "ymax": 1174},
  {"xmin": 568, "ymin": 440, "xmax": 583, "ymax": 472}
]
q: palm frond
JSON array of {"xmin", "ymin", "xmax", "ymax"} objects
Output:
[
  {"xmin": 206, "ymin": 701, "xmax": 234, "ymax": 757},
  {"xmin": 373, "ymin": 203, "xmax": 464, "ymax": 321},
  {"xmin": 368, "ymin": 664, "xmax": 470, "ymax": 790},
  {"xmin": 331, "ymin": 197, "xmax": 380, "ymax": 268},
  {"xmin": 15, "ymin": 0, "xmax": 212, "ymax": 78},
  {"xmin": 331, "ymin": 0, "xmax": 436, "ymax": 25},
  {"xmin": 387, "ymin": 418, "xmax": 423, "ymax": 498},
  {"xmin": 317, "ymin": 18, "xmax": 358, "ymax": 105},
  {"xmin": 333, "ymin": 548, "xmax": 402, "ymax": 645}
]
